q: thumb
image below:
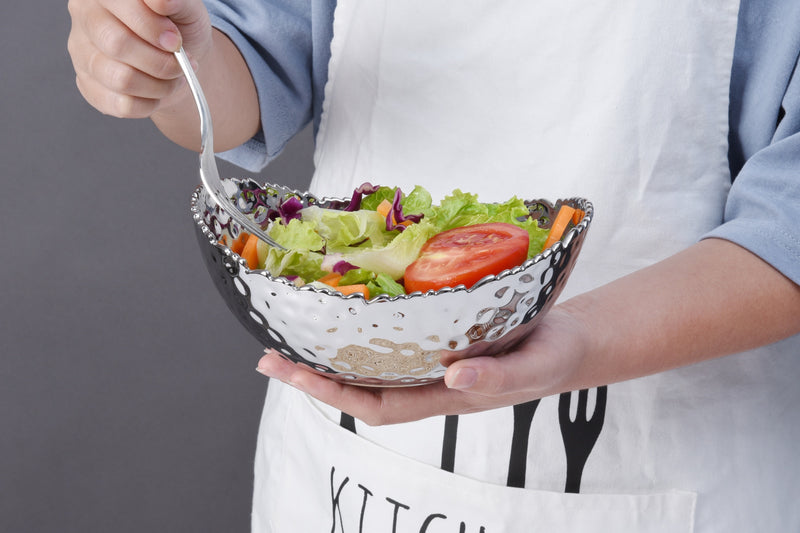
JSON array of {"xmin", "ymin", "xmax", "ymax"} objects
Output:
[
  {"xmin": 443, "ymin": 356, "xmax": 513, "ymax": 395},
  {"xmin": 443, "ymin": 349, "xmax": 562, "ymax": 397},
  {"xmin": 145, "ymin": 0, "xmax": 211, "ymax": 50}
]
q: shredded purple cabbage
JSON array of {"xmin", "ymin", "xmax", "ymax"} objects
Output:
[
  {"xmin": 278, "ymin": 196, "xmax": 304, "ymax": 225},
  {"xmin": 343, "ymin": 182, "xmax": 381, "ymax": 212},
  {"xmin": 332, "ymin": 260, "xmax": 359, "ymax": 275},
  {"xmin": 386, "ymin": 189, "xmax": 424, "ymax": 232}
]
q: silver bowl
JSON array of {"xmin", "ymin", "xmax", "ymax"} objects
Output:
[{"xmin": 190, "ymin": 180, "xmax": 592, "ymax": 387}]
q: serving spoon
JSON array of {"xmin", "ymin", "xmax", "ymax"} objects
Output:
[{"xmin": 174, "ymin": 47, "xmax": 286, "ymax": 251}]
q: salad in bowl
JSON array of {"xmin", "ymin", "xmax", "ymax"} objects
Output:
[{"xmin": 191, "ymin": 180, "xmax": 592, "ymax": 386}]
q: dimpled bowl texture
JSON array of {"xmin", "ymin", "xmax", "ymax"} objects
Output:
[{"xmin": 190, "ymin": 180, "xmax": 592, "ymax": 387}]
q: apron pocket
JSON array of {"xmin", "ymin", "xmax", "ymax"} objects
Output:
[{"xmin": 256, "ymin": 384, "xmax": 696, "ymax": 533}]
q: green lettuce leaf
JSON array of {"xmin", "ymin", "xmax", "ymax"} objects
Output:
[
  {"xmin": 337, "ymin": 269, "xmax": 406, "ymax": 298},
  {"xmin": 301, "ymin": 206, "xmax": 394, "ymax": 251},
  {"xmin": 340, "ymin": 218, "xmax": 439, "ymax": 280},
  {"xmin": 338, "ymin": 268, "xmax": 373, "ymax": 285},
  {"xmin": 257, "ymin": 184, "xmax": 549, "ymax": 290},
  {"xmin": 359, "ymin": 186, "xmax": 397, "ymax": 211},
  {"xmin": 261, "ymin": 248, "xmax": 327, "ymax": 282},
  {"xmin": 401, "ymin": 185, "xmax": 433, "ymax": 217},
  {"xmin": 266, "ymin": 217, "xmax": 325, "ymax": 252},
  {"xmin": 426, "ymin": 189, "xmax": 548, "ymax": 258},
  {"xmin": 367, "ymin": 273, "xmax": 406, "ymax": 298}
]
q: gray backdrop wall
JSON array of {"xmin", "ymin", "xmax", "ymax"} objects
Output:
[{"xmin": 1, "ymin": 3, "xmax": 315, "ymax": 532}]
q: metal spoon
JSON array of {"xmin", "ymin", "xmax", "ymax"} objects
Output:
[{"xmin": 174, "ymin": 47, "xmax": 286, "ymax": 251}]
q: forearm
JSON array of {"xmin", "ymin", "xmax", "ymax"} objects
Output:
[
  {"xmin": 556, "ymin": 237, "xmax": 800, "ymax": 393},
  {"xmin": 151, "ymin": 29, "xmax": 259, "ymax": 152},
  {"xmin": 253, "ymin": 237, "xmax": 800, "ymax": 425}
]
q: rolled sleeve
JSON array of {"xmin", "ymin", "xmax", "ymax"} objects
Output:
[
  {"xmin": 704, "ymin": 132, "xmax": 800, "ymax": 285},
  {"xmin": 703, "ymin": 0, "xmax": 800, "ymax": 285},
  {"xmin": 206, "ymin": 0, "xmax": 315, "ymax": 171}
]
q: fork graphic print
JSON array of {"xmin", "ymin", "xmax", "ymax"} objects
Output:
[
  {"xmin": 338, "ymin": 387, "xmax": 607, "ymax": 493},
  {"xmin": 558, "ymin": 386, "xmax": 608, "ymax": 493}
]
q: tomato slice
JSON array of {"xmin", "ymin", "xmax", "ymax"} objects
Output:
[{"xmin": 404, "ymin": 223, "xmax": 530, "ymax": 293}]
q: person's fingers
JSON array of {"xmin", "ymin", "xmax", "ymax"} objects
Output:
[
  {"xmin": 75, "ymin": 4, "xmax": 183, "ymax": 81},
  {"xmin": 144, "ymin": 0, "xmax": 212, "ymax": 51},
  {"xmin": 443, "ymin": 352, "xmax": 539, "ymax": 395},
  {"xmin": 255, "ymin": 304, "xmax": 590, "ymax": 426},
  {"xmin": 256, "ymin": 349, "xmax": 543, "ymax": 425},
  {"xmin": 83, "ymin": 49, "xmax": 184, "ymax": 99},
  {"xmin": 99, "ymin": 0, "xmax": 182, "ymax": 51},
  {"xmin": 444, "ymin": 308, "xmax": 589, "ymax": 397},
  {"xmin": 257, "ymin": 350, "xmax": 467, "ymax": 425},
  {"xmin": 293, "ymin": 370, "xmax": 466, "ymax": 426},
  {"xmin": 75, "ymin": 73, "xmax": 161, "ymax": 118},
  {"xmin": 255, "ymin": 350, "xmax": 298, "ymax": 382},
  {"xmin": 286, "ymin": 368, "xmax": 389, "ymax": 423},
  {"xmin": 67, "ymin": 0, "xmax": 194, "ymax": 117},
  {"xmin": 70, "ymin": 25, "xmax": 185, "ymax": 118},
  {"xmin": 256, "ymin": 350, "xmax": 386, "ymax": 420}
]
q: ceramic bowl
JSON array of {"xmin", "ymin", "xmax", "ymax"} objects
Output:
[{"xmin": 190, "ymin": 179, "xmax": 592, "ymax": 387}]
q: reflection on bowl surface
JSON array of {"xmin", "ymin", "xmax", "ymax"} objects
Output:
[{"xmin": 191, "ymin": 180, "xmax": 592, "ymax": 387}]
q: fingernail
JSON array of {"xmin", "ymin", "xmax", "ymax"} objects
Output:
[
  {"xmin": 255, "ymin": 367, "xmax": 269, "ymax": 376},
  {"xmin": 159, "ymin": 29, "xmax": 181, "ymax": 52},
  {"xmin": 446, "ymin": 367, "xmax": 478, "ymax": 390},
  {"xmin": 256, "ymin": 355, "xmax": 271, "ymax": 373}
]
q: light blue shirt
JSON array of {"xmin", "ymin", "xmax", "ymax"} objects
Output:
[{"xmin": 206, "ymin": 0, "xmax": 800, "ymax": 284}]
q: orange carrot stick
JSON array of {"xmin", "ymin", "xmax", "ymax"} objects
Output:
[
  {"xmin": 241, "ymin": 234, "xmax": 260, "ymax": 269},
  {"xmin": 335, "ymin": 284, "xmax": 370, "ymax": 298},
  {"xmin": 317, "ymin": 272, "xmax": 343, "ymax": 287},
  {"xmin": 376, "ymin": 199, "xmax": 393, "ymax": 218},
  {"xmin": 542, "ymin": 205, "xmax": 577, "ymax": 250},
  {"xmin": 230, "ymin": 232, "xmax": 249, "ymax": 255}
]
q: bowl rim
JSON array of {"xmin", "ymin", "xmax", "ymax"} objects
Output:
[{"xmin": 190, "ymin": 180, "xmax": 593, "ymax": 303}]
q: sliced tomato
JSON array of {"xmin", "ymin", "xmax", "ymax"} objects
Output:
[{"xmin": 403, "ymin": 223, "xmax": 529, "ymax": 293}]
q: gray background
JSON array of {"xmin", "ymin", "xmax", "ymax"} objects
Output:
[{"xmin": 1, "ymin": 3, "xmax": 315, "ymax": 532}]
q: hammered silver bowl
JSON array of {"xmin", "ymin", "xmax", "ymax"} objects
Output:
[{"xmin": 190, "ymin": 180, "xmax": 592, "ymax": 387}]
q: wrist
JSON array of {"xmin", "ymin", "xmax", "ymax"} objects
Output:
[
  {"xmin": 538, "ymin": 298, "xmax": 603, "ymax": 395},
  {"xmin": 153, "ymin": 29, "xmax": 259, "ymax": 152}
]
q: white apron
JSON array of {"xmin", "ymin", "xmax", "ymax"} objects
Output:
[{"xmin": 253, "ymin": 1, "xmax": 800, "ymax": 531}]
